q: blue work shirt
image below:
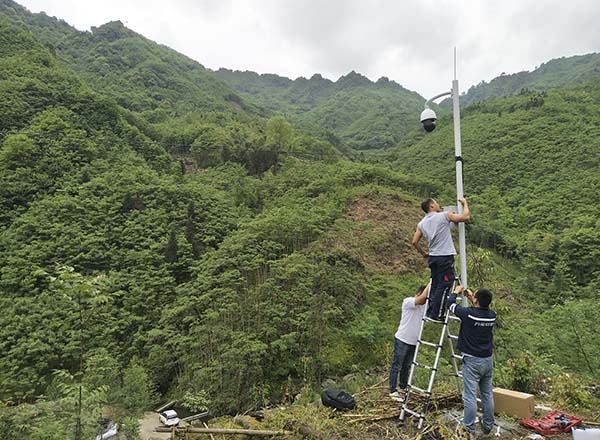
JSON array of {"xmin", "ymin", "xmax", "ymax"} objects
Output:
[{"xmin": 448, "ymin": 294, "xmax": 496, "ymax": 358}]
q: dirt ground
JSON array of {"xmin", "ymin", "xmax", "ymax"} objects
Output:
[
  {"xmin": 138, "ymin": 412, "xmax": 173, "ymax": 440},
  {"xmin": 312, "ymin": 191, "xmax": 428, "ymax": 275}
]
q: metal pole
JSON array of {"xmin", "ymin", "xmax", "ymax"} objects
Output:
[
  {"xmin": 75, "ymin": 288, "xmax": 83, "ymax": 440},
  {"xmin": 425, "ymin": 91, "xmax": 451, "ymax": 106},
  {"xmin": 422, "ymin": 49, "xmax": 468, "ymax": 303},
  {"xmin": 451, "ymin": 78, "xmax": 468, "ymax": 305}
]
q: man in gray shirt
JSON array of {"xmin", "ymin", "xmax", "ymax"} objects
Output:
[{"xmin": 411, "ymin": 198, "xmax": 470, "ymax": 320}]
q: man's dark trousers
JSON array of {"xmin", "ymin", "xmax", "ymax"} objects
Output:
[{"xmin": 427, "ymin": 255, "xmax": 455, "ymax": 319}]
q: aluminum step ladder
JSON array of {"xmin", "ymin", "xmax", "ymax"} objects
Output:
[{"xmin": 399, "ymin": 278, "xmax": 463, "ymax": 429}]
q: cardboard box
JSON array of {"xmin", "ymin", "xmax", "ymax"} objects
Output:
[{"xmin": 493, "ymin": 387, "xmax": 535, "ymax": 419}]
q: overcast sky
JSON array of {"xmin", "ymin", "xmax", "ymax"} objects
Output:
[{"xmin": 16, "ymin": 0, "xmax": 600, "ymax": 99}]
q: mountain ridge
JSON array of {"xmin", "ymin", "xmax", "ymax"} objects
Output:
[
  {"xmin": 444, "ymin": 52, "xmax": 600, "ymax": 107},
  {"xmin": 215, "ymin": 67, "xmax": 426, "ymax": 150}
]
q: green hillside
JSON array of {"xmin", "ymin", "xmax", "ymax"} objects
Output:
[
  {"xmin": 0, "ymin": 0, "xmax": 256, "ymax": 117},
  {"xmin": 0, "ymin": 1, "xmax": 598, "ymax": 438},
  {"xmin": 0, "ymin": 13, "xmax": 441, "ymax": 436},
  {"xmin": 448, "ymin": 52, "xmax": 600, "ymax": 107},
  {"xmin": 0, "ymin": 0, "xmax": 342, "ymax": 171},
  {"xmin": 215, "ymin": 69, "xmax": 426, "ymax": 150},
  {"xmin": 2, "ymin": 0, "xmax": 427, "ymax": 153}
]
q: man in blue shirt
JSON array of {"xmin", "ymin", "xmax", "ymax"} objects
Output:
[
  {"xmin": 448, "ymin": 285, "xmax": 496, "ymax": 435},
  {"xmin": 412, "ymin": 198, "xmax": 470, "ymax": 320}
]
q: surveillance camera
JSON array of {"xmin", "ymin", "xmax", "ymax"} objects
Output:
[{"xmin": 420, "ymin": 108, "xmax": 437, "ymax": 132}]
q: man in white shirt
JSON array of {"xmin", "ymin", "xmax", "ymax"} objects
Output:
[{"xmin": 389, "ymin": 283, "xmax": 430, "ymax": 401}]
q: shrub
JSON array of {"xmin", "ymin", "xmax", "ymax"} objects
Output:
[
  {"xmin": 497, "ymin": 351, "xmax": 560, "ymax": 394},
  {"xmin": 180, "ymin": 390, "xmax": 211, "ymax": 413},
  {"xmin": 549, "ymin": 373, "xmax": 595, "ymax": 410}
]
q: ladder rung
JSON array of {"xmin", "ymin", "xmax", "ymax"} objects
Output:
[
  {"xmin": 423, "ymin": 317, "xmax": 445, "ymax": 324},
  {"xmin": 413, "ymin": 361, "xmax": 436, "ymax": 371},
  {"xmin": 409, "ymin": 385, "xmax": 430, "ymax": 394},
  {"xmin": 448, "ymin": 334, "xmax": 458, "ymax": 340},
  {"xmin": 448, "ymin": 315, "xmax": 461, "ymax": 321},
  {"xmin": 402, "ymin": 407, "xmax": 425, "ymax": 419},
  {"xmin": 418, "ymin": 340, "xmax": 439, "ymax": 348},
  {"xmin": 452, "ymin": 354, "xmax": 464, "ymax": 360}
]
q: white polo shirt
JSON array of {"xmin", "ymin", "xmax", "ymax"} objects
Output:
[{"xmin": 394, "ymin": 297, "xmax": 426, "ymax": 345}]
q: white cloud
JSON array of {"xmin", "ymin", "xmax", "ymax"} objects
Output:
[{"xmin": 16, "ymin": 0, "xmax": 600, "ymax": 98}]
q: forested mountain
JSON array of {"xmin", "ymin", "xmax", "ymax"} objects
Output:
[
  {"xmin": 0, "ymin": 0, "xmax": 342, "ymax": 175},
  {"xmin": 215, "ymin": 68, "xmax": 426, "ymax": 150},
  {"xmin": 447, "ymin": 52, "xmax": 600, "ymax": 107},
  {"xmin": 0, "ymin": 7, "xmax": 436, "ymax": 437},
  {"xmin": 0, "ymin": 1, "xmax": 598, "ymax": 438},
  {"xmin": 0, "ymin": 0, "xmax": 256, "ymax": 117},
  {"xmin": 1, "ymin": 0, "xmax": 426, "ymax": 154}
]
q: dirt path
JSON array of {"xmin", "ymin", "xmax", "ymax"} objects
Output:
[{"xmin": 138, "ymin": 412, "xmax": 172, "ymax": 440}]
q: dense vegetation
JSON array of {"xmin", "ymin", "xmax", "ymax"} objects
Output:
[
  {"xmin": 0, "ymin": 1, "xmax": 598, "ymax": 438},
  {"xmin": 0, "ymin": 0, "xmax": 256, "ymax": 117},
  {"xmin": 445, "ymin": 52, "xmax": 600, "ymax": 107}
]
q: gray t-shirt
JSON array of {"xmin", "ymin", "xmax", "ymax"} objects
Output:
[{"xmin": 417, "ymin": 212, "xmax": 456, "ymax": 256}]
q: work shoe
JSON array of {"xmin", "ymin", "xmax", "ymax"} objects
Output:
[
  {"xmin": 389, "ymin": 391, "xmax": 403, "ymax": 402},
  {"xmin": 481, "ymin": 419, "xmax": 496, "ymax": 435},
  {"xmin": 455, "ymin": 424, "xmax": 475, "ymax": 439}
]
